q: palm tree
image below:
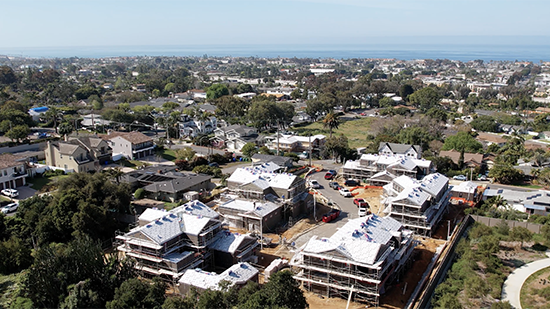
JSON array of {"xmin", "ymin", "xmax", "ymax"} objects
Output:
[
  {"xmin": 322, "ymin": 112, "xmax": 340, "ymax": 138},
  {"xmin": 45, "ymin": 107, "xmax": 63, "ymax": 134}
]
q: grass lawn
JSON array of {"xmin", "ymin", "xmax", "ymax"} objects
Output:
[
  {"xmin": 0, "ymin": 196, "xmax": 10, "ymax": 203},
  {"xmin": 27, "ymin": 175, "xmax": 69, "ymax": 191},
  {"xmin": 520, "ymin": 266, "xmax": 550, "ymax": 308},
  {"xmin": 120, "ymin": 159, "xmax": 148, "ymax": 169},
  {"xmin": 292, "ymin": 117, "xmax": 374, "ymax": 149},
  {"xmin": 164, "ymin": 202, "xmax": 179, "ymax": 211},
  {"xmin": 161, "ymin": 149, "xmax": 176, "ymax": 161}
]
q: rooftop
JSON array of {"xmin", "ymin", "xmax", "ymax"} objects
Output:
[{"xmin": 178, "ymin": 262, "xmax": 259, "ymax": 290}]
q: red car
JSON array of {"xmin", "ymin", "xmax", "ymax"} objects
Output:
[
  {"xmin": 324, "ymin": 171, "xmax": 336, "ymax": 180},
  {"xmin": 353, "ymin": 198, "xmax": 367, "ymax": 207},
  {"xmin": 322, "ymin": 209, "xmax": 341, "ymax": 223}
]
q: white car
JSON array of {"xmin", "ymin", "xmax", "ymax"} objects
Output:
[
  {"xmin": 339, "ymin": 188, "xmax": 352, "ymax": 197},
  {"xmin": 1, "ymin": 189, "xmax": 18, "ymax": 198},
  {"xmin": 308, "ymin": 179, "xmax": 321, "ymax": 189},
  {"xmin": 358, "ymin": 205, "xmax": 368, "ymax": 217},
  {"xmin": 1, "ymin": 202, "xmax": 18, "ymax": 214}
]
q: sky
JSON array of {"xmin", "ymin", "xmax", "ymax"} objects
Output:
[{"xmin": 1, "ymin": 0, "xmax": 549, "ymax": 48}]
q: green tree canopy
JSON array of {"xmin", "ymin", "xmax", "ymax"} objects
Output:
[
  {"xmin": 206, "ymin": 84, "xmax": 230, "ymax": 100},
  {"xmin": 241, "ymin": 143, "xmax": 258, "ymax": 158},
  {"xmin": 470, "ymin": 115, "xmax": 498, "ymax": 133},
  {"xmin": 409, "ymin": 87, "xmax": 441, "ymax": 111},
  {"xmin": 441, "ymin": 132, "xmax": 483, "ymax": 153}
]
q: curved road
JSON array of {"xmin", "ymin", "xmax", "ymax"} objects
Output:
[{"xmin": 502, "ymin": 252, "xmax": 550, "ymax": 308}]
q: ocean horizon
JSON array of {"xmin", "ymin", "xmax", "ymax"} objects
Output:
[{"xmin": 1, "ymin": 43, "xmax": 549, "ymax": 62}]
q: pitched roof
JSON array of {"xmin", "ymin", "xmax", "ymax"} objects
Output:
[
  {"xmin": 143, "ymin": 173, "xmax": 212, "ymax": 194},
  {"xmin": 439, "ymin": 150, "xmax": 483, "ymax": 165},
  {"xmin": 103, "ymin": 131, "xmax": 153, "ymax": 144},
  {"xmin": 178, "ymin": 262, "xmax": 258, "ymax": 290},
  {"xmin": 0, "ymin": 153, "xmax": 26, "ymax": 169},
  {"xmin": 379, "ymin": 142, "xmax": 421, "ymax": 155}
]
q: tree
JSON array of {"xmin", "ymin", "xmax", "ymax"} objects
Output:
[
  {"xmin": 58, "ymin": 122, "xmax": 74, "ymax": 136},
  {"xmin": 322, "ymin": 112, "xmax": 340, "ymax": 138},
  {"xmin": 258, "ymin": 146, "xmax": 273, "ymax": 155},
  {"xmin": 106, "ymin": 278, "xmax": 166, "ymax": 309},
  {"xmin": 134, "ymin": 188, "xmax": 145, "ymax": 200},
  {"xmin": 510, "ymin": 226, "xmax": 533, "ymax": 247},
  {"xmin": 6, "ymin": 125, "xmax": 30, "ymax": 142},
  {"xmin": 408, "ymin": 87, "xmax": 441, "ymax": 111},
  {"xmin": 399, "ymin": 84, "xmax": 414, "ymax": 102},
  {"xmin": 175, "ymin": 147, "xmax": 196, "ymax": 161},
  {"xmin": 489, "ymin": 164, "xmax": 523, "ymax": 184},
  {"xmin": 215, "ymin": 96, "xmax": 249, "ymax": 122},
  {"xmin": 253, "ymin": 270, "xmax": 308, "ymax": 309},
  {"xmin": 206, "ymin": 84, "xmax": 229, "ymax": 100},
  {"xmin": 241, "ymin": 143, "xmax": 258, "ymax": 159},
  {"xmin": 470, "ymin": 115, "xmax": 498, "ymax": 132},
  {"xmin": 44, "ymin": 107, "xmax": 63, "ymax": 134},
  {"xmin": 426, "ymin": 107, "xmax": 448, "ymax": 123},
  {"xmin": 441, "ymin": 132, "xmax": 483, "ymax": 153}
]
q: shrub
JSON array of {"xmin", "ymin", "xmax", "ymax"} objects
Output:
[
  {"xmin": 43, "ymin": 169, "xmax": 65, "ymax": 177},
  {"xmin": 134, "ymin": 188, "xmax": 145, "ymax": 200}
]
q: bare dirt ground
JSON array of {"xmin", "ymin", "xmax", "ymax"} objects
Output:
[
  {"xmin": 519, "ymin": 265, "xmax": 550, "ymax": 308},
  {"xmin": 352, "ymin": 187, "xmax": 384, "ymax": 216}
]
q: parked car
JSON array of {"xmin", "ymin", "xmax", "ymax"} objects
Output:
[
  {"xmin": 324, "ymin": 170, "xmax": 336, "ymax": 180},
  {"xmin": 308, "ymin": 179, "xmax": 321, "ymax": 189},
  {"xmin": 358, "ymin": 205, "xmax": 368, "ymax": 217},
  {"xmin": 328, "ymin": 182, "xmax": 339, "ymax": 189},
  {"xmin": 339, "ymin": 188, "xmax": 352, "ymax": 197},
  {"xmin": 334, "ymin": 184, "xmax": 343, "ymax": 191},
  {"xmin": 477, "ymin": 175, "xmax": 488, "ymax": 181},
  {"xmin": 1, "ymin": 189, "xmax": 19, "ymax": 198},
  {"xmin": 353, "ymin": 198, "xmax": 367, "ymax": 208},
  {"xmin": 322, "ymin": 208, "xmax": 341, "ymax": 223},
  {"xmin": 344, "ymin": 179, "xmax": 358, "ymax": 187},
  {"xmin": 1, "ymin": 202, "xmax": 18, "ymax": 214},
  {"xmin": 208, "ymin": 162, "xmax": 219, "ymax": 168},
  {"xmin": 453, "ymin": 175, "xmax": 467, "ymax": 181}
]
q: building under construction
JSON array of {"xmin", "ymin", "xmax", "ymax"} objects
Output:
[
  {"xmin": 116, "ymin": 201, "xmax": 258, "ymax": 285},
  {"xmin": 290, "ymin": 214, "xmax": 416, "ymax": 306}
]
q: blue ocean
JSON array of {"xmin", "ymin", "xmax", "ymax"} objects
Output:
[{"xmin": 1, "ymin": 43, "xmax": 549, "ymax": 62}]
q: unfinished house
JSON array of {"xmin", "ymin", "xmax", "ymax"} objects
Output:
[
  {"xmin": 178, "ymin": 262, "xmax": 259, "ymax": 295},
  {"xmin": 217, "ymin": 198, "xmax": 282, "ymax": 233},
  {"xmin": 291, "ymin": 214, "xmax": 415, "ymax": 306},
  {"xmin": 117, "ymin": 200, "xmax": 259, "ymax": 283},
  {"xmin": 382, "ymin": 173, "xmax": 450, "ymax": 236},
  {"xmin": 116, "ymin": 211, "xmax": 223, "ymax": 282},
  {"xmin": 342, "ymin": 154, "xmax": 433, "ymax": 186},
  {"xmin": 226, "ymin": 166, "xmax": 310, "ymax": 218}
]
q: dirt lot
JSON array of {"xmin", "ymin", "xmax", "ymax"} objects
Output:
[
  {"xmin": 352, "ymin": 187, "xmax": 385, "ymax": 216},
  {"xmin": 519, "ymin": 265, "xmax": 550, "ymax": 308}
]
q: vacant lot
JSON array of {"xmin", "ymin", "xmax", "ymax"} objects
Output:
[{"xmin": 293, "ymin": 117, "xmax": 374, "ymax": 149}]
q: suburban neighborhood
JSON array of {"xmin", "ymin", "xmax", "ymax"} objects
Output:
[{"xmin": 0, "ymin": 54, "xmax": 550, "ymax": 308}]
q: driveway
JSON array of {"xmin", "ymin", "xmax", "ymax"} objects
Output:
[
  {"xmin": 14, "ymin": 185, "xmax": 37, "ymax": 200},
  {"xmin": 502, "ymin": 251, "xmax": 550, "ymax": 308}
]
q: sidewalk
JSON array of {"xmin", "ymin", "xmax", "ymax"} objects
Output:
[{"xmin": 502, "ymin": 251, "xmax": 550, "ymax": 308}]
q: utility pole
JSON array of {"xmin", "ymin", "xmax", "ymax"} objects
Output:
[
  {"xmin": 276, "ymin": 121, "xmax": 280, "ymax": 156},
  {"xmin": 308, "ymin": 134, "xmax": 312, "ymax": 167},
  {"xmin": 313, "ymin": 189, "xmax": 316, "ymax": 221}
]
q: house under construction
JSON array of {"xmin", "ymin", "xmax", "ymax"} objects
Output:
[{"xmin": 290, "ymin": 214, "xmax": 416, "ymax": 306}]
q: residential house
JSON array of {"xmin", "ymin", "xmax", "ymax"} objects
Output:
[
  {"xmin": 439, "ymin": 150, "xmax": 484, "ymax": 168},
  {"xmin": 476, "ymin": 132, "xmax": 507, "ymax": 147},
  {"xmin": 290, "ymin": 214, "xmax": 416, "ymax": 306},
  {"xmin": 178, "ymin": 262, "xmax": 259, "ymax": 295},
  {"xmin": 382, "ymin": 173, "xmax": 451, "ymax": 236},
  {"xmin": 483, "ymin": 188, "xmax": 550, "ymax": 216},
  {"xmin": 81, "ymin": 114, "xmax": 111, "ymax": 129},
  {"xmin": 378, "ymin": 143, "xmax": 422, "ymax": 159},
  {"xmin": 122, "ymin": 165, "xmax": 213, "ymax": 202},
  {"xmin": 251, "ymin": 154, "xmax": 294, "ymax": 169},
  {"xmin": 212, "ymin": 125, "xmax": 258, "ymax": 151},
  {"xmin": 45, "ymin": 136, "xmax": 112, "ymax": 172},
  {"xmin": 450, "ymin": 181, "xmax": 480, "ymax": 206},
  {"xmin": 0, "ymin": 154, "xmax": 28, "ymax": 190},
  {"xmin": 264, "ymin": 134, "xmax": 326, "ymax": 153},
  {"xmin": 178, "ymin": 115, "xmax": 217, "ymax": 138},
  {"xmin": 103, "ymin": 131, "xmax": 155, "ymax": 160}
]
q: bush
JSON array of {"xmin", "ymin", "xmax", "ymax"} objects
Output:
[
  {"xmin": 192, "ymin": 165, "xmax": 222, "ymax": 178},
  {"xmin": 43, "ymin": 169, "xmax": 65, "ymax": 177},
  {"xmin": 134, "ymin": 188, "xmax": 145, "ymax": 200}
]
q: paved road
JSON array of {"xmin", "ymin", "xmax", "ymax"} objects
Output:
[{"xmin": 502, "ymin": 251, "xmax": 550, "ymax": 308}]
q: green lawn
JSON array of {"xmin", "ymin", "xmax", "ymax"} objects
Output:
[
  {"xmin": 0, "ymin": 196, "xmax": 10, "ymax": 203},
  {"xmin": 27, "ymin": 175, "xmax": 69, "ymax": 191},
  {"xmin": 292, "ymin": 117, "xmax": 374, "ymax": 149},
  {"xmin": 161, "ymin": 149, "xmax": 176, "ymax": 161}
]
